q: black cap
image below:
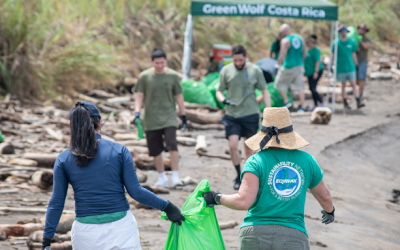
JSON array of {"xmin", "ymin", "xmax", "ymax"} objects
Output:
[{"xmin": 69, "ymin": 101, "xmax": 101, "ymax": 118}]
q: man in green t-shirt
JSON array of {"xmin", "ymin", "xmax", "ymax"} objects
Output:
[
  {"xmin": 275, "ymin": 24, "xmax": 307, "ymax": 113},
  {"xmin": 217, "ymin": 45, "xmax": 271, "ymax": 190},
  {"xmin": 356, "ymin": 24, "xmax": 371, "ymax": 108},
  {"xmin": 332, "ymin": 24, "xmax": 362, "ymax": 109},
  {"xmin": 203, "ymin": 107, "xmax": 335, "ymax": 250},
  {"xmin": 269, "ymin": 36, "xmax": 280, "ymax": 60},
  {"xmin": 134, "ymin": 49, "xmax": 187, "ymax": 188}
]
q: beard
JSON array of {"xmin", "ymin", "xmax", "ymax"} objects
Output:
[{"xmin": 235, "ymin": 62, "xmax": 246, "ymax": 70}]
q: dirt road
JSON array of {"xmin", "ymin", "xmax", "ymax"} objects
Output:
[{"xmin": 1, "ymin": 78, "xmax": 400, "ymax": 250}]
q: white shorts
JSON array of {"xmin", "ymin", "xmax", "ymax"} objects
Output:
[{"xmin": 71, "ymin": 211, "xmax": 141, "ymax": 250}]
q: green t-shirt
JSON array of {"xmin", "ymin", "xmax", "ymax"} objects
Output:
[
  {"xmin": 332, "ymin": 38, "xmax": 357, "ymax": 73},
  {"xmin": 218, "ymin": 62, "xmax": 267, "ymax": 118},
  {"xmin": 135, "ymin": 68, "xmax": 183, "ymax": 131},
  {"xmin": 240, "ymin": 148, "xmax": 324, "ymax": 236},
  {"xmin": 270, "ymin": 41, "xmax": 280, "ymax": 60},
  {"xmin": 304, "ymin": 46, "xmax": 324, "ymax": 77},
  {"xmin": 283, "ymin": 34, "xmax": 304, "ymax": 69},
  {"xmin": 357, "ymin": 36, "xmax": 371, "ymax": 62}
]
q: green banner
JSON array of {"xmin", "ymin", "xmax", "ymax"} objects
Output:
[{"xmin": 191, "ymin": 2, "xmax": 338, "ymax": 20}]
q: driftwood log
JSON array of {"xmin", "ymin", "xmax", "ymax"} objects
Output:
[
  {"xmin": 7, "ymin": 158, "xmax": 38, "ymax": 167},
  {"xmin": 0, "ymin": 142, "xmax": 15, "ymax": 155},
  {"xmin": 195, "ymin": 135, "xmax": 207, "ymax": 152},
  {"xmin": 219, "ymin": 221, "xmax": 239, "ymax": 230},
  {"xmin": 136, "ymin": 169, "xmax": 147, "ymax": 183},
  {"xmin": 0, "ymin": 223, "xmax": 44, "ymax": 237},
  {"xmin": 23, "ymin": 153, "xmax": 59, "ymax": 168},
  {"xmin": 196, "ymin": 149, "xmax": 232, "ymax": 161},
  {"xmin": 310, "ymin": 107, "xmax": 332, "ymax": 125},
  {"xmin": 0, "ymin": 207, "xmax": 74, "ymax": 214},
  {"xmin": 188, "ymin": 121, "xmax": 225, "ymax": 131},
  {"xmin": 185, "ymin": 110, "xmax": 223, "ymax": 125},
  {"xmin": 28, "ymin": 241, "xmax": 72, "ymax": 250},
  {"xmin": 31, "ymin": 171, "xmax": 53, "ymax": 189}
]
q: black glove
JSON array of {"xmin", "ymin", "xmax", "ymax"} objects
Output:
[
  {"xmin": 222, "ymin": 99, "xmax": 237, "ymax": 107},
  {"xmin": 42, "ymin": 236, "xmax": 52, "ymax": 250},
  {"xmin": 163, "ymin": 201, "xmax": 185, "ymax": 225},
  {"xmin": 133, "ymin": 112, "xmax": 140, "ymax": 126},
  {"xmin": 202, "ymin": 191, "xmax": 221, "ymax": 207},
  {"xmin": 321, "ymin": 206, "xmax": 335, "ymax": 225},
  {"xmin": 180, "ymin": 115, "xmax": 187, "ymax": 132}
]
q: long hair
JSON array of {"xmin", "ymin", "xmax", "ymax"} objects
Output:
[{"xmin": 69, "ymin": 102, "xmax": 100, "ymax": 167}]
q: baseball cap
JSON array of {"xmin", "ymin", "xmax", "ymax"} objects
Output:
[
  {"xmin": 338, "ymin": 24, "xmax": 348, "ymax": 32},
  {"xmin": 69, "ymin": 101, "xmax": 101, "ymax": 118}
]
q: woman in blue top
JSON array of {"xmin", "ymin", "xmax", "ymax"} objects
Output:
[
  {"xmin": 42, "ymin": 101, "xmax": 184, "ymax": 250},
  {"xmin": 304, "ymin": 35, "xmax": 324, "ymax": 110}
]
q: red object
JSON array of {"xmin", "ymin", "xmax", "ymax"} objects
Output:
[{"xmin": 213, "ymin": 44, "xmax": 232, "ymax": 61}]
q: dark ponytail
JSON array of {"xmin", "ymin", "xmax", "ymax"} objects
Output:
[{"xmin": 69, "ymin": 102, "xmax": 100, "ymax": 167}]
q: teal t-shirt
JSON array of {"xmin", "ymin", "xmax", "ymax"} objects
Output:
[
  {"xmin": 75, "ymin": 211, "xmax": 127, "ymax": 224},
  {"xmin": 332, "ymin": 38, "xmax": 357, "ymax": 73},
  {"xmin": 270, "ymin": 41, "xmax": 280, "ymax": 60},
  {"xmin": 304, "ymin": 46, "xmax": 324, "ymax": 77},
  {"xmin": 240, "ymin": 148, "xmax": 324, "ymax": 236},
  {"xmin": 283, "ymin": 34, "xmax": 304, "ymax": 69}
]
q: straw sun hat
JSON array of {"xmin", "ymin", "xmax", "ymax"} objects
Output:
[{"xmin": 245, "ymin": 107, "xmax": 309, "ymax": 151}]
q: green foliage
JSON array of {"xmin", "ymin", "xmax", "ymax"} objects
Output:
[{"xmin": 0, "ymin": 0, "xmax": 398, "ymax": 100}]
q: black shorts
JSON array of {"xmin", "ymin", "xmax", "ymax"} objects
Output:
[
  {"xmin": 145, "ymin": 127, "xmax": 178, "ymax": 156},
  {"xmin": 222, "ymin": 113, "xmax": 260, "ymax": 139}
]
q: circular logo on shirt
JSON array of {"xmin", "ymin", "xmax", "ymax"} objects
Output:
[
  {"xmin": 292, "ymin": 38, "xmax": 301, "ymax": 49},
  {"xmin": 273, "ymin": 166, "xmax": 302, "ymax": 197}
]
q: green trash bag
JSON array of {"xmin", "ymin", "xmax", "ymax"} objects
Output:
[
  {"xmin": 0, "ymin": 132, "xmax": 4, "ymax": 143},
  {"xmin": 207, "ymin": 78, "xmax": 226, "ymax": 109},
  {"xmin": 200, "ymin": 72, "xmax": 220, "ymax": 86},
  {"xmin": 136, "ymin": 120, "xmax": 145, "ymax": 140},
  {"xmin": 161, "ymin": 180, "xmax": 226, "ymax": 250},
  {"xmin": 182, "ymin": 80, "xmax": 217, "ymax": 107},
  {"xmin": 256, "ymin": 82, "xmax": 293, "ymax": 111},
  {"xmin": 347, "ymin": 26, "xmax": 361, "ymax": 49}
]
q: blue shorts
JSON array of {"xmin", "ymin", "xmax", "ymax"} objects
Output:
[{"xmin": 357, "ymin": 61, "xmax": 368, "ymax": 80}]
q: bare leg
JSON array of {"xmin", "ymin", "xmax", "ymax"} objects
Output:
[
  {"xmin": 357, "ymin": 79, "xmax": 365, "ymax": 97},
  {"xmin": 169, "ymin": 150, "xmax": 179, "ymax": 171},
  {"xmin": 280, "ymin": 90, "xmax": 289, "ymax": 103},
  {"xmin": 349, "ymin": 80, "xmax": 359, "ymax": 98},
  {"xmin": 228, "ymin": 135, "xmax": 241, "ymax": 166},
  {"xmin": 154, "ymin": 154, "xmax": 164, "ymax": 173},
  {"xmin": 341, "ymin": 81, "xmax": 347, "ymax": 100},
  {"xmin": 298, "ymin": 90, "xmax": 306, "ymax": 109},
  {"xmin": 243, "ymin": 137, "xmax": 254, "ymax": 162}
]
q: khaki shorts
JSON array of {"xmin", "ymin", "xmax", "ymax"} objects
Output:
[
  {"xmin": 274, "ymin": 66, "xmax": 305, "ymax": 91},
  {"xmin": 240, "ymin": 225, "xmax": 310, "ymax": 250}
]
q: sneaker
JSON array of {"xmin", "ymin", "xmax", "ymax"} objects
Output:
[
  {"xmin": 283, "ymin": 102, "xmax": 293, "ymax": 108},
  {"xmin": 297, "ymin": 107, "xmax": 305, "ymax": 113},
  {"xmin": 233, "ymin": 176, "xmax": 241, "ymax": 190},
  {"xmin": 171, "ymin": 175, "xmax": 184, "ymax": 188},
  {"xmin": 155, "ymin": 176, "xmax": 168, "ymax": 188},
  {"xmin": 306, "ymin": 106, "xmax": 316, "ymax": 112},
  {"xmin": 356, "ymin": 97, "xmax": 365, "ymax": 109},
  {"xmin": 343, "ymin": 99, "xmax": 351, "ymax": 110}
]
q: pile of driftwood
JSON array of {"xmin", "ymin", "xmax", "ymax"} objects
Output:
[{"xmin": 0, "ymin": 91, "xmax": 230, "ymax": 248}]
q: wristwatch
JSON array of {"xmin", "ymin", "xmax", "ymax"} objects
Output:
[{"xmin": 215, "ymin": 193, "xmax": 223, "ymax": 205}]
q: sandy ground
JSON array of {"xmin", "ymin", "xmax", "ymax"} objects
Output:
[{"xmin": 1, "ymin": 78, "xmax": 400, "ymax": 250}]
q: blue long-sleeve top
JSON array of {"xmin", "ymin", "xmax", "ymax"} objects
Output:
[{"xmin": 43, "ymin": 134, "xmax": 168, "ymax": 238}]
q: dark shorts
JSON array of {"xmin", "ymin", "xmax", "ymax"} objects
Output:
[
  {"xmin": 145, "ymin": 127, "xmax": 178, "ymax": 156},
  {"xmin": 222, "ymin": 113, "xmax": 260, "ymax": 139}
]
